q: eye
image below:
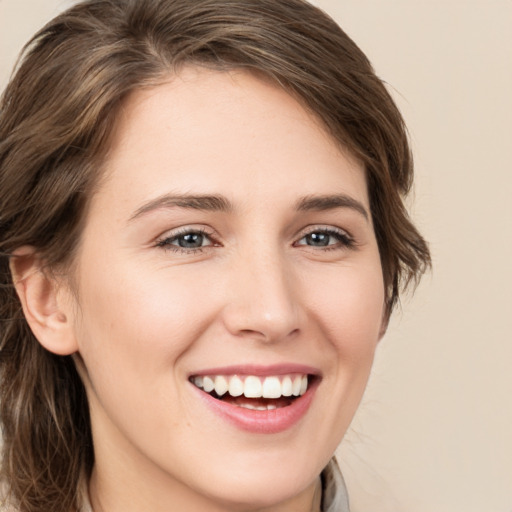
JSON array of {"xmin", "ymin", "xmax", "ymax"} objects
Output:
[
  {"xmin": 156, "ymin": 228, "xmax": 215, "ymax": 252},
  {"xmin": 295, "ymin": 227, "xmax": 354, "ymax": 250}
]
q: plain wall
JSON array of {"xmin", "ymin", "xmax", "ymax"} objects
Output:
[{"xmin": 1, "ymin": 1, "xmax": 511, "ymax": 511}]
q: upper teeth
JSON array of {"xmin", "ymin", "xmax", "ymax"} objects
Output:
[{"xmin": 192, "ymin": 374, "xmax": 308, "ymax": 399}]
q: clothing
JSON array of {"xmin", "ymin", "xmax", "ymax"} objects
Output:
[
  {"xmin": 79, "ymin": 457, "xmax": 350, "ymax": 512},
  {"xmin": 323, "ymin": 458, "xmax": 351, "ymax": 512}
]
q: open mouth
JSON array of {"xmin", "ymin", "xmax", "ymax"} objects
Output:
[{"xmin": 190, "ymin": 374, "xmax": 311, "ymax": 411}]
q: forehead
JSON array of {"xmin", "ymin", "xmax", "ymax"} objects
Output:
[{"xmin": 96, "ymin": 67, "xmax": 367, "ymax": 214}]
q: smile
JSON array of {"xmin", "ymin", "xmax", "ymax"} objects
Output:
[
  {"xmin": 191, "ymin": 374, "xmax": 309, "ymax": 410},
  {"xmin": 189, "ymin": 366, "xmax": 319, "ymax": 433}
]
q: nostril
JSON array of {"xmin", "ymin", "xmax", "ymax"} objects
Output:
[{"xmin": 235, "ymin": 328, "xmax": 296, "ymax": 344}]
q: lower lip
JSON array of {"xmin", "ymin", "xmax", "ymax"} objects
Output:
[{"xmin": 191, "ymin": 379, "xmax": 319, "ymax": 434}]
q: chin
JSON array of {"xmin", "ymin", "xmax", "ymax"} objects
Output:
[
  {"xmin": 201, "ymin": 472, "xmax": 316, "ymax": 511},
  {"xmin": 184, "ymin": 443, "xmax": 327, "ymax": 511}
]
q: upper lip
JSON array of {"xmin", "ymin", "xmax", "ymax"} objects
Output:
[{"xmin": 188, "ymin": 363, "xmax": 321, "ymax": 378}]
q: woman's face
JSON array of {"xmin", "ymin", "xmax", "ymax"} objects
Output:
[{"xmin": 69, "ymin": 68, "xmax": 385, "ymax": 510}]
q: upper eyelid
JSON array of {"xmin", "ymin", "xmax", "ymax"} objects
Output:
[
  {"xmin": 296, "ymin": 224, "xmax": 353, "ymax": 239},
  {"xmin": 156, "ymin": 225, "xmax": 216, "ymax": 239}
]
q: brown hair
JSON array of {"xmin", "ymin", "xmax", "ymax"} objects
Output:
[{"xmin": 0, "ymin": 1, "xmax": 430, "ymax": 510}]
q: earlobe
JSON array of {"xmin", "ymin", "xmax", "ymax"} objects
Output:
[{"xmin": 9, "ymin": 247, "xmax": 79, "ymax": 356}]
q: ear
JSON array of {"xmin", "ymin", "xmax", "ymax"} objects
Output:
[{"xmin": 9, "ymin": 247, "xmax": 79, "ymax": 356}]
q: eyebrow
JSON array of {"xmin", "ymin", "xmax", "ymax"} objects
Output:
[
  {"xmin": 129, "ymin": 192, "xmax": 369, "ymax": 221},
  {"xmin": 296, "ymin": 194, "xmax": 369, "ymax": 220},
  {"xmin": 129, "ymin": 194, "xmax": 232, "ymax": 221}
]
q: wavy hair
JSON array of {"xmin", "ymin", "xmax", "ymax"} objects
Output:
[{"xmin": 0, "ymin": 1, "xmax": 430, "ymax": 510}]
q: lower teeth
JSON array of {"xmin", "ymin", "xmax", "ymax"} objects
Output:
[
  {"xmin": 204, "ymin": 390, "xmax": 294, "ymax": 410},
  {"xmin": 237, "ymin": 403, "xmax": 278, "ymax": 411}
]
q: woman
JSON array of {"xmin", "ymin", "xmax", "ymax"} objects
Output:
[{"xmin": 0, "ymin": 0, "xmax": 430, "ymax": 511}]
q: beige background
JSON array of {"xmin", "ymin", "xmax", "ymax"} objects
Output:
[{"xmin": 1, "ymin": 1, "xmax": 511, "ymax": 511}]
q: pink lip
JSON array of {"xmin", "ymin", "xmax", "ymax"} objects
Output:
[
  {"xmin": 189, "ymin": 364, "xmax": 321, "ymax": 434},
  {"xmin": 189, "ymin": 363, "xmax": 320, "ymax": 378}
]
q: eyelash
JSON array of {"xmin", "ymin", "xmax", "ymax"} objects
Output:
[
  {"xmin": 156, "ymin": 227, "xmax": 217, "ymax": 254},
  {"xmin": 155, "ymin": 226, "xmax": 355, "ymax": 254},
  {"xmin": 295, "ymin": 227, "xmax": 355, "ymax": 251}
]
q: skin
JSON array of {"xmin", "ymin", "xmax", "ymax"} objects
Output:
[{"xmin": 16, "ymin": 67, "xmax": 386, "ymax": 512}]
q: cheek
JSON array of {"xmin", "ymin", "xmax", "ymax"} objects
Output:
[
  {"xmin": 73, "ymin": 260, "xmax": 219, "ymax": 389},
  {"xmin": 308, "ymin": 261, "xmax": 385, "ymax": 354},
  {"xmin": 309, "ymin": 261, "xmax": 384, "ymax": 422}
]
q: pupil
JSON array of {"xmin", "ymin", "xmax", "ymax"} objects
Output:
[
  {"xmin": 179, "ymin": 233, "xmax": 203, "ymax": 248},
  {"xmin": 307, "ymin": 232, "xmax": 329, "ymax": 246}
]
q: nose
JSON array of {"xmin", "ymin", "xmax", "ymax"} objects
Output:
[{"xmin": 221, "ymin": 248, "xmax": 302, "ymax": 344}]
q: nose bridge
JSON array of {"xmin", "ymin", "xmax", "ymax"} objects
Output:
[{"xmin": 224, "ymin": 242, "xmax": 300, "ymax": 342}]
